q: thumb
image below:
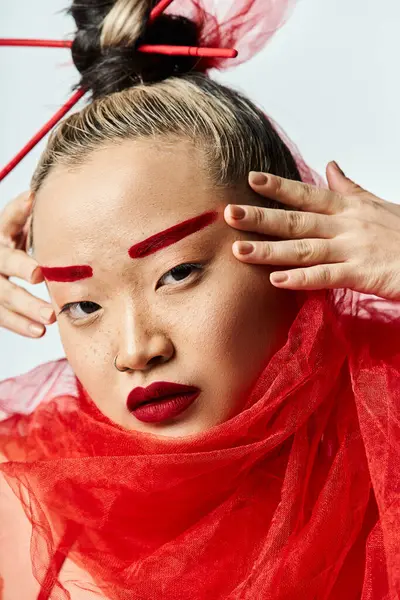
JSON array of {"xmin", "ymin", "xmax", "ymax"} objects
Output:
[{"xmin": 326, "ymin": 161, "xmax": 366, "ymax": 196}]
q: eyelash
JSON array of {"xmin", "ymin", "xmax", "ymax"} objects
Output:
[{"xmin": 59, "ymin": 262, "xmax": 204, "ymax": 322}]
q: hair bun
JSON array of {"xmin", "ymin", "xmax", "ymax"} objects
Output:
[{"xmin": 70, "ymin": 0, "xmax": 202, "ymax": 99}]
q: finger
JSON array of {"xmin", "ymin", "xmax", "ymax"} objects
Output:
[
  {"xmin": 0, "ymin": 305, "xmax": 47, "ymax": 338},
  {"xmin": 0, "ymin": 246, "xmax": 44, "ymax": 284},
  {"xmin": 0, "ymin": 277, "xmax": 55, "ymax": 326},
  {"xmin": 225, "ymin": 205, "xmax": 343, "ymax": 239},
  {"xmin": 248, "ymin": 172, "xmax": 349, "ymax": 215},
  {"xmin": 0, "ymin": 192, "xmax": 33, "ymax": 240},
  {"xmin": 269, "ymin": 263, "xmax": 352, "ymax": 290},
  {"xmin": 326, "ymin": 161, "xmax": 382, "ymax": 201},
  {"xmin": 232, "ymin": 238, "xmax": 341, "ymax": 266},
  {"xmin": 11, "ymin": 217, "xmax": 31, "ymax": 252}
]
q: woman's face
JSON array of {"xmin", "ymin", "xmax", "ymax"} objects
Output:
[{"xmin": 33, "ymin": 138, "xmax": 294, "ymax": 437}]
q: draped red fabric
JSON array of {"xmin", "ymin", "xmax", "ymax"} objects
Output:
[{"xmin": 0, "ymin": 290, "xmax": 399, "ymax": 599}]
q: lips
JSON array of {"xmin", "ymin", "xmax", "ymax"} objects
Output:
[{"xmin": 127, "ymin": 381, "xmax": 200, "ymax": 411}]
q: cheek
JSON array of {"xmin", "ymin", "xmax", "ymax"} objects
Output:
[
  {"xmin": 187, "ymin": 264, "xmax": 288, "ymax": 366},
  {"xmin": 57, "ymin": 323, "xmax": 107, "ymax": 382},
  {"xmin": 183, "ymin": 264, "xmax": 291, "ymax": 419}
]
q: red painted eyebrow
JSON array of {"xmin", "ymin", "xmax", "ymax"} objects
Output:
[
  {"xmin": 41, "ymin": 265, "xmax": 93, "ymax": 282},
  {"xmin": 128, "ymin": 210, "xmax": 219, "ymax": 259},
  {"xmin": 40, "ymin": 210, "xmax": 219, "ymax": 280}
]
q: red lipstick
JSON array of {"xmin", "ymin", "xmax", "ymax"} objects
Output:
[{"xmin": 127, "ymin": 381, "xmax": 200, "ymax": 423}]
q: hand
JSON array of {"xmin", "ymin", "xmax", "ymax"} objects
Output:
[
  {"xmin": 0, "ymin": 191, "xmax": 56, "ymax": 337},
  {"xmin": 224, "ymin": 161, "xmax": 400, "ymax": 301}
]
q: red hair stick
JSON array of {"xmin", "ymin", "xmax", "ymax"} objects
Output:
[
  {"xmin": 149, "ymin": 0, "xmax": 176, "ymax": 22},
  {"xmin": 0, "ymin": 88, "xmax": 86, "ymax": 182},
  {"xmin": 0, "ymin": 39, "xmax": 71, "ymax": 48},
  {"xmin": 0, "ymin": 39, "xmax": 237, "ymax": 59},
  {"xmin": 139, "ymin": 45, "xmax": 238, "ymax": 58}
]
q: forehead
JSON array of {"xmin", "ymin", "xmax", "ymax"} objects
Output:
[{"xmin": 32, "ymin": 139, "xmax": 223, "ymax": 264}]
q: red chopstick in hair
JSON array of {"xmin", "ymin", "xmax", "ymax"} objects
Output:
[
  {"xmin": 0, "ymin": 0, "xmax": 238, "ymax": 181},
  {"xmin": 0, "ymin": 89, "xmax": 85, "ymax": 182},
  {"xmin": 0, "ymin": 39, "xmax": 71, "ymax": 48},
  {"xmin": 149, "ymin": 0, "xmax": 176, "ymax": 22},
  {"xmin": 139, "ymin": 45, "xmax": 238, "ymax": 58},
  {"xmin": 0, "ymin": 39, "xmax": 237, "ymax": 59}
]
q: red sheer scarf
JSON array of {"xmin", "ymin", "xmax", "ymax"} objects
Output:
[{"xmin": 0, "ymin": 291, "xmax": 399, "ymax": 599}]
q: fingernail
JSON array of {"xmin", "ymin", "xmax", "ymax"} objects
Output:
[
  {"xmin": 29, "ymin": 323, "xmax": 44, "ymax": 336},
  {"xmin": 249, "ymin": 172, "xmax": 268, "ymax": 186},
  {"xmin": 271, "ymin": 272, "xmax": 288, "ymax": 284},
  {"xmin": 39, "ymin": 307, "xmax": 54, "ymax": 323},
  {"xmin": 332, "ymin": 161, "xmax": 345, "ymax": 177},
  {"xmin": 229, "ymin": 205, "xmax": 246, "ymax": 219},
  {"xmin": 236, "ymin": 242, "xmax": 254, "ymax": 255}
]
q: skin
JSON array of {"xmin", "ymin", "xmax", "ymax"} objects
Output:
[
  {"xmin": 31, "ymin": 138, "xmax": 295, "ymax": 438},
  {"xmin": 0, "ymin": 160, "xmax": 397, "ymax": 339}
]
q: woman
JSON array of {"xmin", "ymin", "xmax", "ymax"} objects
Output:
[{"xmin": 0, "ymin": 0, "xmax": 399, "ymax": 598}]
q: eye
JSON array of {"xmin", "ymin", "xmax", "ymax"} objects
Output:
[
  {"xmin": 157, "ymin": 262, "xmax": 204, "ymax": 288},
  {"xmin": 59, "ymin": 301, "xmax": 100, "ymax": 322},
  {"xmin": 59, "ymin": 263, "xmax": 204, "ymax": 322}
]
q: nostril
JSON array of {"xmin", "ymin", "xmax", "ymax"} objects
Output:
[{"xmin": 148, "ymin": 355, "xmax": 163, "ymax": 366}]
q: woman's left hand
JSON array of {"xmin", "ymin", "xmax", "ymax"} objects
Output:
[{"xmin": 224, "ymin": 161, "xmax": 400, "ymax": 301}]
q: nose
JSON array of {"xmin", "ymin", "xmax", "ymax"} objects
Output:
[{"xmin": 115, "ymin": 309, "xmax": 174, "ymax": 372}]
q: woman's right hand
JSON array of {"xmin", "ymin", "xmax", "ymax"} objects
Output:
[{"xmin": 0, "ymin": 191, "xmax": 56, "ymax": 338}]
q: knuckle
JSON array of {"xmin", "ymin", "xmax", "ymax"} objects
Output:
[
  {"xmin": 294, "ymin": 240, "xmax": 315, "ymax": 262},
  {"xmin": 317, "ymin": 266, "xmax": 332, "ymax": 285},
  {"xmin": 344, "ymin": 194, "xmax": 364, "ymax": 215},
  {"xmin": 358, "ymin": 219, "xmax": 372, "ymax": 233},
  {"xmin": 285, "ymin": 211, "xmax": 305, "ymax": 237},
  {"xmin": 294, "ymin": 269, "xmax": 308, "ymax": 286},
  {"xmin": 273, "ymin": 175, "xmax": 283, "ymax": 196},
  {"xmin": 260, "ymin": 242, "xmax": 272, "ymax": 259},
  {"xmin": 299, "ymin": 183, "xmax": 315, "ymax": 206},
  {"xmin": 253, "ymin": 206, "xmax": 267, "ymax": 228}
]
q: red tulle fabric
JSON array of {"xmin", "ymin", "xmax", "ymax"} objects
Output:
[
  {"xmin": 0, "ymin": 291, "xmax": 399, "ymax": 599},
  {"xmin": 173, "ymin": 0, "xmax": 296, "ymax": 70}
]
